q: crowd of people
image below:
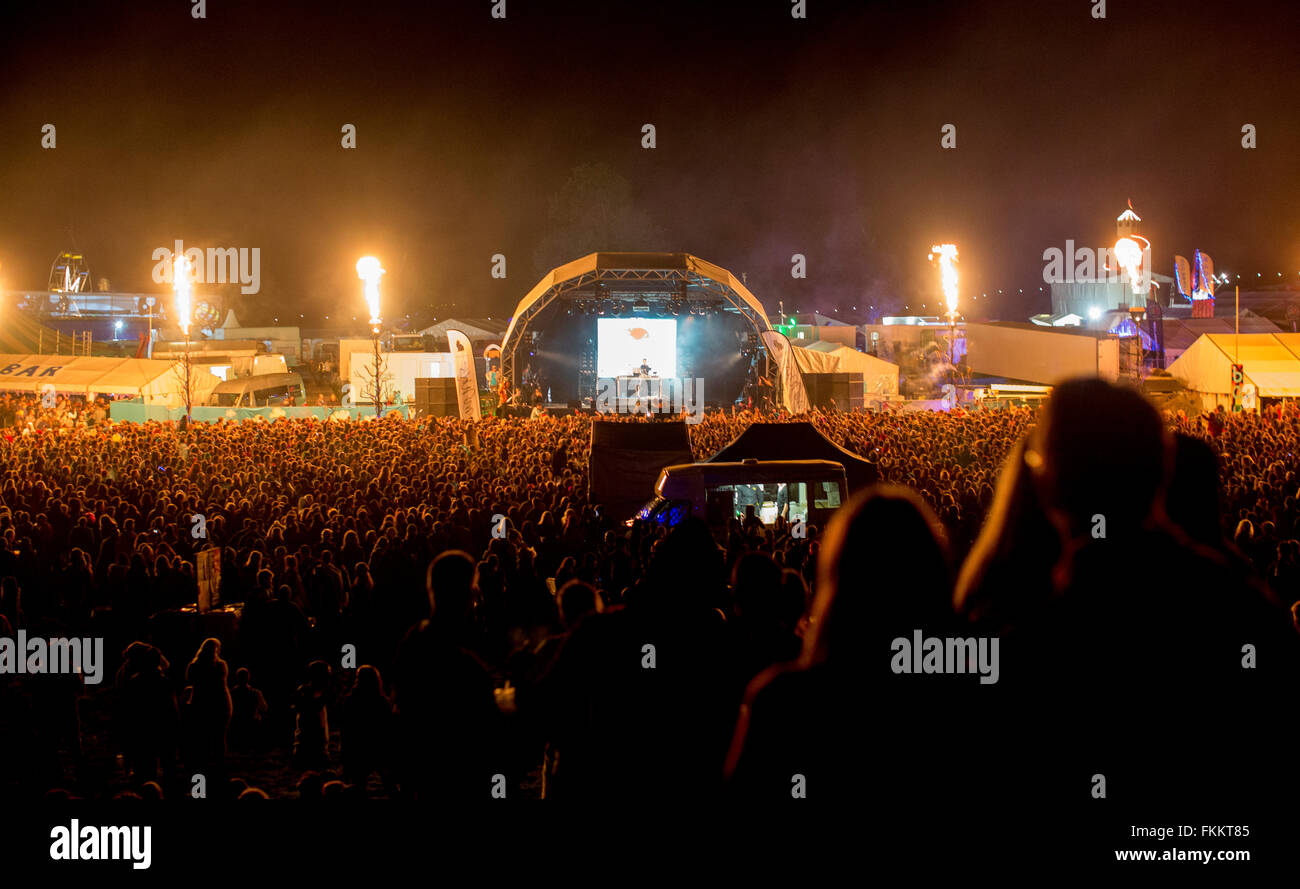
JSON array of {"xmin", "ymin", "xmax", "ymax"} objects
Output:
[
  {"xmin": 0, "ymin": 392, "xmax": 114, "ymax": 431},
  {"xmin": 0, "ymin": 385, "xmax": 1296, "ymax": 804}
]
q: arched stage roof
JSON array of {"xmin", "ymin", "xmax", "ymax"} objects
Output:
[{"xmin": 501, "ymin": 252, "xmax": 773, "ymax": 384}]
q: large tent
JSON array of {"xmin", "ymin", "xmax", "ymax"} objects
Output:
[
  {"xmin": 0, "ymin": 353, "xmax": 219, "ymax": 405},
  {"xmin": 707, "ymin": 422, "xmax": 880, "ymax": 492},
  {"xmin": 1166, "ymin": 333, "xmax": 1300, "ymax": 408},
  {"xmin": 791, "ymin": 341, "xmax": 900, "ymax": 396},
  {"xmin": 1160, "ymin": 314, "xmax": 1279, "ymax": 365}
]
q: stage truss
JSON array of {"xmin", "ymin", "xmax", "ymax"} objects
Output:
[{"xmin": 501, "ymin": 253, "xmax": 773, "ymax": 392}]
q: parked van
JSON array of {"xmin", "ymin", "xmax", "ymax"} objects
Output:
[
  {"xmin": 630, "ymin": 459, "xmax": 848, "ymax": 531},
  {"xmin": 207, "ymin": 372, "xmax": 306, "ymax": 408}
]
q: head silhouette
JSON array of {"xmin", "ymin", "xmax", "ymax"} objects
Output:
[
  {"xmin": 1029, "ymin": 378, "xmax": 1166, "ymax": 536},
  {"xmin": 808, "ymin": 484, "xmax": 951, "ymax": 667},
  {"xmin": 644, "ymin": 517, "xmax": 725, "ymax": 607},
  {"xmin": 427, "ymin": 550, "xmax": 476, "ymax": 622},
  {"xmin": 352, "ymin": 664, "xmax": 383, "ymax": 697},
  {"xmin": 557, "ymin": 579, "xmax": 601, "ymax": 628},
  {"xmin": 730, "ymin": 552, "xmax": 783, "ymax": 624},
  {"xmin": 1165, "ymin": 432, "xmax": 1224, "ymax": 546}
]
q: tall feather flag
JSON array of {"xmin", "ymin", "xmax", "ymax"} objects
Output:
[{"xmin": 446, "ymin": 329, "xmax": 482, "ymax": 420}]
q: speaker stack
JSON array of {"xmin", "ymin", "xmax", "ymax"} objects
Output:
[
  {"xmin": 413, "ymin": 377, "xmax": 459, "ymax": 418},
  {"xmin": 803, "ymin": 372, "xmax": 864, "ymax": 410}
]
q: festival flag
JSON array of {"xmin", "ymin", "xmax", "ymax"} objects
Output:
[
  {"xmin": 760, "ymin": 329, "xmax": 810, "ymax": 414},
  {"xmin": 446, "ymin": 329, "xmax": 482, "ymax": 420}
]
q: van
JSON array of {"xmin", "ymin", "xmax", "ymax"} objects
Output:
[
  {"xmin": 207, "ymin": 372, "xmax": 307, "ymax": 408},
  {"xmin": 629, "ymin": 459, "xmax": 848, "ymax": 531}
]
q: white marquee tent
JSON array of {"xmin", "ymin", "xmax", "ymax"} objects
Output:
[
  {"xmin": 1166, "ymin": 333, "xmax": 1300, "ymax": 409},
  {"xmin": 0, "ymin": 353, "xmax": 220, "ymax": 406},
  {"xmin": 792, "ymin": 341, "xmax": 900, "ymax": 396}
]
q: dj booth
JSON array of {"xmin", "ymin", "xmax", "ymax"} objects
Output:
[{"xmin": 610, "ymin": 374, "xmax": 674, "ymax": 410}]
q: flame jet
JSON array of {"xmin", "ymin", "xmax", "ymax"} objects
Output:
[
  {"xmin": 173, "ymin": 253, "xmax": 193, "ymax": 336},
  {"xmin": 356, "ymin": 255, "xmax": 385, "ymax": 327},
  {"xmin": 928, "ymin": 244, "xmax": 959, "ymax": 317}
]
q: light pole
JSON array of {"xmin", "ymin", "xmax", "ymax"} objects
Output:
[
  {"xmin": 357, "ymin": 256, "xmax": 385, "ymax": 417},
  {"xmin": 173, "ymin": 253, "xmax": 194, "ymax": 421}
]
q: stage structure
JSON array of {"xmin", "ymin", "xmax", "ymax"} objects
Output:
[{"xmin": 501, "ymin": 253, "xmax": 774, "ymax": 406}]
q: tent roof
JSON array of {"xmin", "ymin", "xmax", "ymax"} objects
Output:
[
  {"xmin": 1161, "ymin": 315, "xmax": 1280, "ymax": 354},
  {"xmin": 1167, "ymin": 333, "xmax": 1300, "ymax": 397},
  {"xmin": 706, "ymin": 422, "xmax": 880, "ymax": 492},
  {"xmin": 800, "ymin": 337, "xmax": 842, "ymax": 353},
  {"xmin": 211, "ymin": 372, "xmax": 303, "ymax": 394},
  {"xmin": 802, "ymin": 340, "xmax": 841, "ymax": 353},
  {"xmin": 418, "ymin": 317, "xmax": 508, "ymax": 340},
  {"xmin": 791, "ymin": 343, "xmax": 899, "ymax": 376},
  {"xmin": 0, "ymin": 352, "xmax": 219, "ymax": 398}
]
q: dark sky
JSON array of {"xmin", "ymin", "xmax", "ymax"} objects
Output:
[{"xmin": 2, "ymin": 0, "xmax": 1298, "ymax": 327}]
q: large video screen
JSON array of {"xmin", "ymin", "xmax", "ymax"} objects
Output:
[{"xmin": 597, "ymin": 317, "xmax": 677, "ymax": 378}]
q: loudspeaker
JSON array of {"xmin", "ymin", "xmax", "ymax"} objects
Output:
[
  {"xmin": 415, "ymin": 402, "xmax": 458, "ymax": 418},
  {"xmin": 845, "ymin": 372, "xmax": 864, "ymax": 410},
  {"xmin": 414, "ymin": 378, "xmax": 459, "ymax": 418},
  {"xmin": 415, "ymin": 377, "xmax": 457, "ymax": 398},
  {"xmin": 802, "ymin": 372, "xmax": 863, "ymax": 410}
]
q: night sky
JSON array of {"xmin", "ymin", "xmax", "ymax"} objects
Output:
[{"xmin": 1, "ymin": 0, "xmax": 1297, "ymax": 327}]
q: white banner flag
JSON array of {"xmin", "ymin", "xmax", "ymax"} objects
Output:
[
  {"xmin": 760, "ymin": 329, "xmax": 810, "ymax": 414},
  {"xmin": 446, "ymin": 329, "xmax": 482, "ymax": 420}
]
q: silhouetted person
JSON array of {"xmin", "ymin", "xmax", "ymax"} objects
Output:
[
  {"xmin": 1006, "ymin": 378, "xmax": 1300, "ymax": 809},
  {"xmin": 539, "ymin": 518, "xmax": 732, "ymax": 800},
  {"xmin": 183, "ymin": 638, "xmax": 233, "ymax": 780},
  {"xmin": 393, "ymin": 551, "xmax": 501, "ymax": 800},
  {"xmin": 727, "ymin": 553, "xmax": 802, "ymax": 696},
  {"xmin": 341, "ymin": 665, "xmax": 394, "ymax": 792},
  {"xmin": 291, "ymin": 660, "xmax": 334, "ymax": 768},
  {"xmin": 114, "ymin": 642, "xmax": 178, "ymax": 785},
  {"xmin": 726, "ymin": 486, "xmax": 955, "ymax": 803},
  {"xmin": 0, "ymin": 576, "xmax": 24, "ymax": 629},
  {"xmin": 954, "ymin": 436, "xmax": 1061, "ymax": 632},
  {"xmin": 229, "ymin": 667, "xmax": 268, "ymax": 753}
]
